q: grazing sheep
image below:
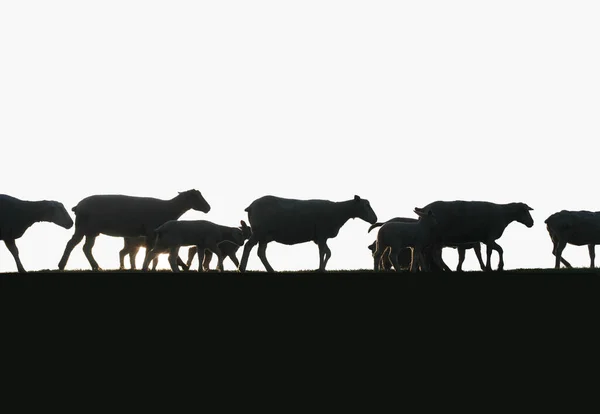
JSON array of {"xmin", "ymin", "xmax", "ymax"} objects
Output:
[
  {"xmin": 119, "ymin": 236, "xmax": 189, "ymax": 271},
  {"xmin": 372, "ymin": 208, "xmax": 439, "ymax": 272},
  {"xmin": 420, "ymin": 201, "xmax": 534, "ymax": 271},
  {"xmin": 150, "ymin": 220, "xmax": 250, "ymax": 272},
  {"xmin": 0, "ymin": 194, "xmax": 74, "ymax": 273},
  {"xmin": 368, "ymin": 217, "xmax": 485, "ymax": 272},
  {"xmin": 58, "ymin": 189, "xmax": 210, "ymax": 271},
  {"xmin": 186, "ymin": 223, "xmax": 252, "ymax": 271},
  {"xmin": 545, "ymin": 210, "xmax": 600, "ymax": 269},
  {"xmin": 238, "ymin": 195, "xmax": 378, "ymax": 272}
]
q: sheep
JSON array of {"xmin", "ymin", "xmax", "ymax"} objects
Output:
[
  {"xmin": 238, "ymin": 195, "xmax": 378, "ymax": 272},
  {"xmin": 119, "ymin": 236, "xmax": 189, "ymax": 271},
  {"xmin": 372, "ymin": 208, "xmax": 439, "ymax": 272},
  {"xmin": 0, "ymin": 194, "xmax": 74, "ymax": 273},
  {"xmin": 149, "ymin": 220, "xmax": 250, "ymax": 272},
  {"xmin": 419, "ymin": 200, "xmax": 534, "ymax": 271},
  {"xmin": 545, "ymin": 210, "xmax": 600, "ymax": 269},
  {"xmin": 58, "ymin": 189, "xmax": 210, "ymax": 271},
  {"xmin": 368, "ymin": 217, "xmax": 484, "ymax": 272},
  {"xmin": 186, "ymin": 223, "xmax": 252, "ymax": 271}
]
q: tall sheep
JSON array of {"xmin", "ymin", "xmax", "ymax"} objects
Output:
[
  {"xmin": 419, "ymin": 201, "xmax": 534, "ymax": 271},
  {"xmin": 150, "ymin": 220, "xmax": 250, "ymax": 272},
  {"xmin": 368, "ymin": 217, "xmax": 485, "ymax": 272},
  {"xmin": 238, "ymin": 195, "xmax": 377, "ymax": 272},
  {"xmin": 0, "ymin": 194, "xmax": 73, "ymax": 273},
  {"xmin": 372, "ymin": 208, "xmax": 439, "ymax": 272},
  {"xmin": 58, "ymin": 189, "xmax": 210, "ymax": 271},
  {"xmin": 545, "ymin": 210, "xmax": 600, "ymax": 269}
]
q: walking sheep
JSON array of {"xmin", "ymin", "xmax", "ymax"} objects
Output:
[
  {"xmin": 186, "ymin": 223, "xmax": 252, "ymax": 271},
  {"xmin": 372, "ymin": 208, "xmax": 439, "ymax": 272},
  {"xmin": 545, "ymin": 210, "xmax": 600, "ymax": 269},
  {"xmin": 0, "ymin": 194, "xmax": 74, "ymax": 273},
  {"xmin": 149, "ymin": 220, "xmax": 250, "ymax": 272},
  {"xmin": 58, "ymin": 189, "xmax": 210, "ymax": 271},
  {"xmin": 119, "ymin": 236, "xmax": 189, "ymax": 271},
  {"xmin": 368, "ymin": 217, "xmax": 484, "ymax": 272},
  {"xmin": 419, "ymin": 200, "xmax": 534, "ymax": 271},
  {"xmin": 238, "ymin": 195, "xmax": 378, "ymax": 272}
]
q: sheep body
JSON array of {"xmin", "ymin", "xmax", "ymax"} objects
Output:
[
  {"xmin": 0, "ymin": 194, "xmax": 73, "ymax": 273},
  {"xmin": 151, "ymin": 220, "xmax": 250, "ymax": 272},
  {"xmin": 545, "ymin": 210, "xmax": 600, "ymax": 268},
  {"xmin": 419, "ymin": 201, "xmax": 534, "ymax": 271},
  {"xmin": 57, "ymin": 189, "xmax": 210, "ymax": 271},
  {"xmin": 373, "ymin": 209, "xmax": 438, "ymax": 272},
  {"xmin": 238, "ymin": 195, "xmax": 377, "ymax": 272}
]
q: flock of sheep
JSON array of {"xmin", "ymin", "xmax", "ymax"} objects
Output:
[{"xmin": 0, "ymin": 190, "xmax": 598, "ymax": 273}]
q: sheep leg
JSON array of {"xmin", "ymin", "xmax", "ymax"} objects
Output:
[
  {"xmin": 119, "ymin": 246, "xmax": 128, "ymax": 270},
  {"xmin": 414, "ymin": 247, "xmax": 428, "ymax": 272},
  {"xmin": 257, "ymin": 241, "xmax": 275, "ymax": 272},
  {"xmin": 4, "ymin": 239, "xmax": 26, "ymax": 273},
  {"xmin": 206, "ymin": 243, "xmax": 225, "ymax": 272},
  {"xmin": 229, "ymin": 253, "xmax": 240, "ymax": 269},
  {"xmin": 168, "ymin": 247, "xmax": 181, "ymax": 272},
  {"xmin": 373, "ymin": 244, "xmax": 384, "ymax": 271},
  {"xmin": 151, "ymin": 255, "xmax": 159, "ymax": 271},
  {"xmin": 489, "ymin": 241, "xmax": 504, "ymax": 271},
  {"xmin": 177, "ymin": 256, "xmax": 189, "ymax": 271},
  {"xmin": 553, "ymin": 240, "xmax": 568, "ymax": 269},
  {"xmin": 129, "ymin": 246, "xmax": 141, "ymax": 270},
  {"xmin": 195, "ymin": 246, "xmax": 206, "ymax": 272},
  {"xmin": 551, "ymin": 239, "xmax": 572, "ymax": 268},
  {"xmin": 239, "ymin": 235, "xmax": 258, "ymax": 272},
  {"xmin": 589, "ymin": 244, "xmax": 595, "ymax": 268},
  {"xmin": 202, "ymin": 250, "xmax": 213, "ymax": 271},
  {"xmin": 456, "ymin": 248, "xmax": 466, "ymax": 272},
  {"xmin": 389, "ymin": 247, "xmax": 402, "ymax": 272},
  {"xmin": 58, "ymin": 229, "xmax": 85, "ymax": 270},
  {"xmin": 186, "ymin": 247, "xmax": 197, "ymax": 268},
  {"xmin": 317, "ymin": 240, "xmax": 331, "ymax": 271},
  {"xmin": 82, "ymin": 235, "xmax": 101, "ymax": 271},
  {"xmin": 473, "ymin": 244, "xmax": 486, "ymax": 271}
]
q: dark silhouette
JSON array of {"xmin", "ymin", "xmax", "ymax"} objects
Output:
[
  {"xmin": 368, "ymin": 217, "xmax": 485, "ymax": 272},
  {"xmin": 373, "ymin": 209, "xmax": 439, "ymax": 272},
  {"xmin": 149, "ymin": 220, "xmax": 250, "ymax": 272},
  {"xmin": 238, "ymin": 195, "xmax": 377, "ymax": 272},
  {"xmin": 186, "ymin": 223, "xmax": 252, "ymax": 271},
  {"xmin": 0, "ymin": 194, "xmax": 73, "ymax": 273},
  {"xmin": 545, "ymin": 210, "xmax": 600, "ymax": 269},
  {"xmin": 58, "ymin": 190, "xmax": 210, "ymax": 271},
  {"xmin": 119, "ymin": 236, "xmax": 189, "ymax": 271},
  {"xmin": 419, "ymin": 201, "xmax": 534, "ymax": 271}
]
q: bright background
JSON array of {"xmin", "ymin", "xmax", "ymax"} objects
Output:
[{"xmin": 1, "ymin": 1, "xmax": 599, "ymax": 272}]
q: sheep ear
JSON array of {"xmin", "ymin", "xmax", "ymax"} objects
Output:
[
  {"xmin": 527, "ymin": 206, "xmax": 534, "ymax": 211},
  {"xmin": 354, "ymin": 195, "xmax": 361, "ymax": 201},
  {"xmin": 240, "ymin": 220, "xmax": 247, "ymax": 228}
]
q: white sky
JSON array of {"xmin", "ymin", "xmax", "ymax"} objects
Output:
[{"xmin": 1, "ymin": 1, "xmax": 599, "ymax": 273}]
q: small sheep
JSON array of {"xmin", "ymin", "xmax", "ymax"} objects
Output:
[
  {"xmin": 373, "ymin": 208, "xmax": 439, "ymax": 272},
  {"xmin": 149, "ymin": 220, "xmax": 250, "ymax": 272},
  {"xmin": 186, "ymin": 223, "xmax": 252, "ymax": 271}
]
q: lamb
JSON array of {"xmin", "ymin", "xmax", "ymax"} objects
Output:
[
  {"xmin": 372, "ymin": 208, "xmax": 439, "ymax": 272},
  {"xmin": 149, "ymin": 220, "xmax": 250, "ymax": 272},
  {"xmin": 0, "ymin": 194, "xmax": 74, "ymax": 273},
  {"xmin": 119, "ymin": 236, "xmax": 189, "ymax": 271},
  {"xmin": 419, "ymin": 200, "xmax": 534, "ymax": 271},
  {"xmin": 544, "ymin": 210, "xmax": 600, "ymax": 269},
  {"xmin": 58, "ymin": 189, "xmax": 210, "ymax": 271},
  {"xmin": 368, "ymin": 217, "xmax": 485, "ymax": 272},
  {"xmin": 186, "ymin": 223, "xmax": 252, "ymax": 271},
  {"xmin": 238, "ymin": 195, "xmax": 378, "ymax": 272}
]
